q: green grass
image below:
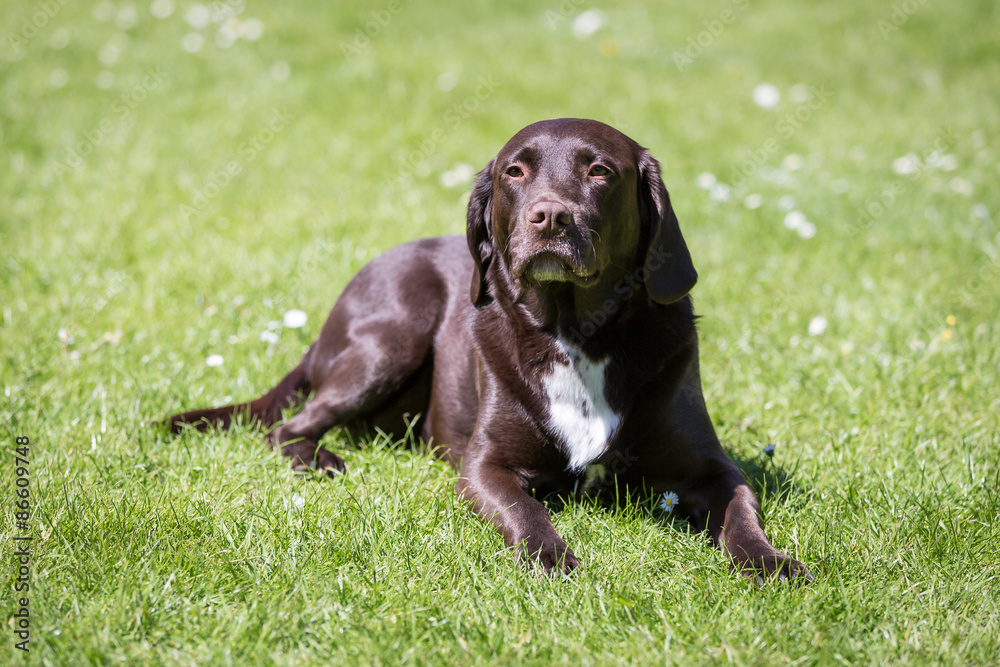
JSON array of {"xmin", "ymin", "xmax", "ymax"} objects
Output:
[{"xmin": 2, "ymin": 0, "xmax": 999, "ymax": 664}]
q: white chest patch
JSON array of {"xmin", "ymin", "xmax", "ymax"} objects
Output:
[{"xmin": 542, "ymin": 341, "xmax": 621, "ymax": 473}]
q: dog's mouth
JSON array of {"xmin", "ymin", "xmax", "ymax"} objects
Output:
[{"xmin": 519, "ymin": 252, "xmax": 600, "ymax": 287}]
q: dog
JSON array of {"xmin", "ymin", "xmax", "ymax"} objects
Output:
[{"xmin": 168, "ymin": 118, "xmax": 811, "ymax": 581}]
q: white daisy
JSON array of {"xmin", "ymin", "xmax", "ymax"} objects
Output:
[
  {"xmin": 949, "ymin": 177, "xmax": 973, "ymax": 196},
  {"xmin": 891, "ymin": 153, "xmax": 920, "ymax": 175},
  {"xmin": 709, "ymin": 183, "xmax": 732, "ymax": 203},
  {"xmin": 660, "ymin": 491, "xmax": 679, "ymax": 513},
  {"xmin": 242, "ymin": 18, "xmax": 265, "ymax": 41},
  {"xmin": 102, "ymin": 330, "xmax": 124, "ymax": 345},
  {"xmin": 781, "ymin": 154, "xmax": 804, "ymax": 171},
  {"xmin": 186, "ymin": 4, "xmax": 211, "ymax": 29},
  {"xmin": 283, "ymin": 309, "xmax": 307, "ymax": 328},
  {"xmin": 572, "ymin": 9, "xmax": 606, "ymax": 39},
  {"xmin": 752, "ymin": 83, "xmax": 780, "ymax": 109},
  {"xmin": 269, "ymin": 61, "xmax": 291, "ymax": 81},
  {"xmin": 440, "ymin": 163, "xmax": 475, "ymax": 188},
  {"xmin": 49, "ymin": 69, "xmax": 68, "ymax": 88},
  {"xmin": 116, "ymin": 4, "xmax": 139, "ymax": 30},
  {"xmin": 797, "ymin": 221, "xmax": 817, "ymax": 239},
  {"xmin": 49, "ymin": 28, "xmax": 70, "ymax": 49},
  {"xmin": 151, "ymin": 0, "xmax": 175, "ymax": 20},
  {"xmin": 181, "ymin": 32, "xmax": 204, "ymax": 53},
  {"xmin": 788, "ymin": 83, "xmax": 810, "ymax": 103},
  {"xmin": 784, "ymin": 210, "xmax": 806, "ymax": 231},
  {"xmin": 436, "ymin": 71, "xmax": 458, "ymax": 92}
]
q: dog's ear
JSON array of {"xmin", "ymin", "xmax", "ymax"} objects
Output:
[
  {"xmin": 466, "ymin": 158, "xmax": 495, "ymax": 306},
  {"xmin": 637, "ymin": 150, "xmax": 697, "ymax": 304}
]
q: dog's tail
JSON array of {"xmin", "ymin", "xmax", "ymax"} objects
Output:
[{"xmin": 167, "ymin": 345, "xmax": 314, "ymax": 434}]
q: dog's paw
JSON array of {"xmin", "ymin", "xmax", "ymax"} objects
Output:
[
  {"xmin": 281, "ymin": 441, "xmax": 346, "ymax": 478},
  {"xmin": 737, "ymin": 553, "xmax": 813, "ymax": 585},
  {"xmin": 517, "ymin": 537, "xmax": 580, "ymax": 575}
]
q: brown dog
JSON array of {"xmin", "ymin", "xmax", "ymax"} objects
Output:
[{"xmin": 169, "ymin": 118, "xmax": 811, "ymax": 581}]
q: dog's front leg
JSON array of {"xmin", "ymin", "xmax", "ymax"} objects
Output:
[
  {"xmin": 687, "ymin": 466, "xmax": 811, "ymax": 582},
  {"xmin": 457, "ymin": 459, "xmax": 579, "ymax": 574}
]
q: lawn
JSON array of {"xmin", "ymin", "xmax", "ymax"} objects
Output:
[{"xmin": 2, "ymin": 0, "xmax": 999, "ymax": 664}]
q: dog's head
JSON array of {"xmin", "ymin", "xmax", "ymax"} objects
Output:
[{"xmin": 466, "ymin": 118, "xmax": 696, "ymax": 306}]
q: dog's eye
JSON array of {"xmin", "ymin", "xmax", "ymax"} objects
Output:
[
  {"xmin": 505, "ymin": 166, "xmax": 524, "ymax": 177},
  {"xmin": 589, "ymin": 164, "xmax": 610, "ymax": 177}
]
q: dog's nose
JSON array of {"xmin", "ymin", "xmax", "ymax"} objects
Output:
[{"xmin": 526, "ymin": 201, "xmax": 573, "ymax": 237}]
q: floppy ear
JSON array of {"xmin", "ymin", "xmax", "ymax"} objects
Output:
[
  {"xmin": 466, "ymin": 158, "xmax": 496, "ymax": 306},
  {"xmin": 637, "ymin": 150, "xmax": 698, "ymax": 304}
]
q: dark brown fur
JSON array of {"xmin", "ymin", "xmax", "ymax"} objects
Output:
[{"xmin": 168, "ymin": 119, "xmax": 810, "ymax": 581}]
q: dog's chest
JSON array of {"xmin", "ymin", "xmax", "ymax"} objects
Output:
[{"xmin": 541, "ymin": 342, "xmax": 621, "ymax": 472}]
